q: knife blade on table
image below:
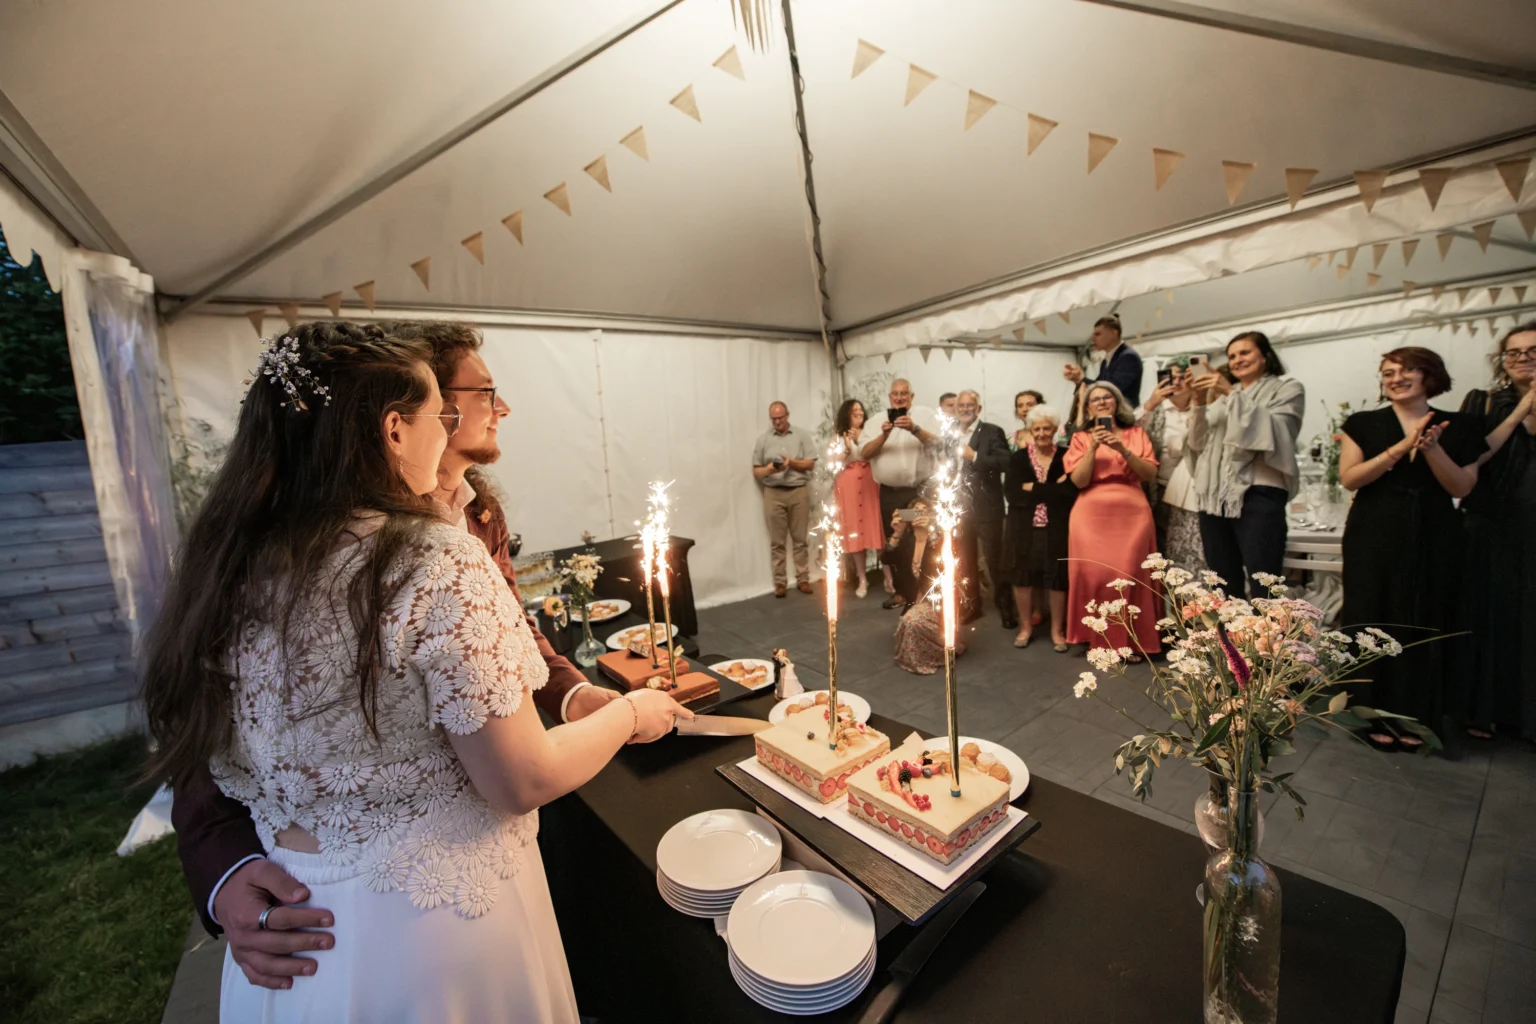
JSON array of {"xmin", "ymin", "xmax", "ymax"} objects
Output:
[
  {"xmin": 674, "ymin": 715, "xmax": 771, "ymax": 737},
  {"xmin": 856, "ymin": 881, "xmax": 988, "ymax": 1024}
]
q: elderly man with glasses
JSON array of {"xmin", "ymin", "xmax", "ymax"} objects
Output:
[
  {"xmin": 858, "ymin": 379, "xmax": 942, "ymax": 607},
  {"xmin": 953, "ymin": 390, "xmax": 1016, "ymax": 628}
]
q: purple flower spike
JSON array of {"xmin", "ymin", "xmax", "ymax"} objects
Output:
[{"xmin": 1216, "ymin": 622, "xmax": 1251, "ymax": 690}]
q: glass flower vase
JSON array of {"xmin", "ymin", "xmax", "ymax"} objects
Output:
[
  {"xmin": 1195, "ymin": 770, "xmax": 1266, "ymax": 855},
  {"xmin": 1202, "ymin": 788, "xmax": 1282, "ymax": 1024},
  {"xmin": 574, "ymin": 604, "xmax": 605, "ymax": 667}
]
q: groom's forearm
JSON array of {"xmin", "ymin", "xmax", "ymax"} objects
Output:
[{"xmin": 173, "ymin": 766, "xmax": 265, "ymax": 937}]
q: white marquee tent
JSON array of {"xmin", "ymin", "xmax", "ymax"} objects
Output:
[{"xmin": 2, "ymin": 0, "xmax": 1533, "ymax": 614}]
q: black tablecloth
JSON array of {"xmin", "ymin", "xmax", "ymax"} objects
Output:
[
  {"xmin": 545, "ymin": 535, "xmax": 699, "ymax": 638},
  {"xmin": 541, "ymin": 691, "xmax": 1405, "ymax": 1023}
]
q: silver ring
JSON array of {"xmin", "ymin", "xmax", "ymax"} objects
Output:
[{"xmin": 257, "ymin": 905, "xmax": 277, "ymax": 931}]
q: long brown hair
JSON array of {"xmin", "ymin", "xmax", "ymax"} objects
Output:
[{"xmin": 142, "ymin": 321, "xmax": 440, "ymax": 788}]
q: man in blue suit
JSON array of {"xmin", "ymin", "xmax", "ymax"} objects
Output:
[{"xmin": 1063, "ymin": 316, "xmax": 1143, "ymax": 424}]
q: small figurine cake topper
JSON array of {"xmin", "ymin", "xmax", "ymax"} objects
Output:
[{"xmin": 772, "ymin": 648, "xmax": 804, "ymax": 701}]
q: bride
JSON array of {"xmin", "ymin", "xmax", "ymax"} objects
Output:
[{"xmin": 141, "ymin": 322, "xmax": 690, "ymax": 1022}]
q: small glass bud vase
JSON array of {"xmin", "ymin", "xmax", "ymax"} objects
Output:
[
  {"xmin": 1202, "ymin": 788, "xmax": 1282, "ymax": 1024},
  {"xmin": 574, "ymin": 604, "xmax": 605, "ymax": 668},
  {"xmin": 1195, "ymin": 770, "xmax": 1266, "ymax": 855}
]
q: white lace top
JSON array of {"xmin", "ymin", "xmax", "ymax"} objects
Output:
[{"xmin": 210, "ymin": 521, "xmax": 549, "ymax": 918}]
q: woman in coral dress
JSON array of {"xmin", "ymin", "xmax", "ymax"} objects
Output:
[
  {"xmin": 1064, "ymin": 382, "xmax": 1162, "ymax": 655},
  {"xmin": 832, "ymin": 399, "xmax": 885, "ymax": 598}
]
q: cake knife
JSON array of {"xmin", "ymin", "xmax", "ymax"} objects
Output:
[
  {"xmin": 855, "ymin": 881, "xmax": 987, "ymax": 1024},
  {"xmin": 674, "ymin": 715, "xmax": 771, "ymax": 737}
]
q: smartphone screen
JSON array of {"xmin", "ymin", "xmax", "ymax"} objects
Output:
[
  {"xmin": 1157, "ymin": 367, "xmax": 1174, "ymax": 389},
  {"xmin": 887, "ymin": 407, "xmax": 902, "ymax": 422},
  {"xmin": 1094, "ymin": 415, "xmax": 1115, "ymax": 431}
]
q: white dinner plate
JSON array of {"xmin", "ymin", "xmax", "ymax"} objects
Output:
[
  {"xmin": 606, "ymin": 622, "xmax": 680, "ymax": 651},
  {"xmin": 727, "ymin": 870, "xmax": 876, "ymax": 987},
  {"xmin": 768, "ymin": 691, "xmax": 872, "ymax": 725},
  {"xmin": 729, "ymin": 943, "xmax": 875, "ymax": 992},
  {"xmin": 656, "ymin": 810, "xmax": 783, "ymax": 893},
  {"xmin": 572, "ymin": 598, "xmax": 630, "ymax": 623},
  {"xmin": 708, "ymin": 658, "xmax": 775, "ymax": 691},
  {"xmin": 729, "ymin": 954, "xmax": 874, "ymax": 1013},
  {"xmin": 656, "ymin": 860, "xmax": 780, "ymax": 909},
  {"xmin": 656, "ymin": 873, "xmax": 740, "ymax": 918},
  {"xmin": 945, "ymin": 735, "xmax": 1030, "ymax": 801}
]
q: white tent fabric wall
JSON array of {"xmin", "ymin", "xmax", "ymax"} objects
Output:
[
  {"xmin": 160, "ymin": 314, "xmax": 833, "ymax": 609},
  {"xmin": 841, "ymin": 346, "xmax": 1073, "ymax": 427}
]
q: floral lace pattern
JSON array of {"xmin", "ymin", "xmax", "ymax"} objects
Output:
[{"xmin": 211, "ymin": 522, "xmax": 549, "ymax": 918}]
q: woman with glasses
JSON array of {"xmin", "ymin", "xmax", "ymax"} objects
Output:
[
  {"xmin": 1063, "ymin": 382, "xmax": 1161, "ymax": 657},
  {"xmin": 1005, "ymin": 405, "xmax": 1076, "ymax": 650},
  {"xmin": 1459, "ymin": 322, "xmax": 1536, "ymax": 740},
  {"xmin": 1338, "ymin": 347, "xmax": 1485, "ymax": 751}
]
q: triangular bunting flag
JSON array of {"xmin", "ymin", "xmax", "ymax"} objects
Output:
[
  {"xmin": 1457, "ymin": 287, "xmax": 1470, "ymax": 306},
  {"xmin": 1431, "ymin": 285, "xmax": 1445, "ymax": 301},
  {"xmin": 1516, "ymin": 285, "xmax": 1528, "ymax": 305},
  {"xmin": 1341, "ymin": 246, "xmax": 1358, "ymax": 268},
  {"xmin": 1402, "ymin": 239, "xmax": 1420, "ymax": 266},
  {"xmin": 1366, "ymin": 273, "xmax": 1381, "ymax": 289},
  {"xmin": 502, "ymin": 210, "xmax": 525, "ymax": 245},
  {"xmin": 990, "ymin": 336, "xmax": 1003, "ymax": 349},
  {"xmin": 1418, "ymin": 168, "xmax": 1454, "ymax": 210},
  {"xmin": 1154, "ymin": 307, "xmax": 1163, "ymax": 319},
  {"xmin": 1306, "ymin": 255, "xmax": 1322, "ymax": 270},
  {"xmin": 1221, "ymin": 161, "xmax": 1255, "ymax": 205},
  {"xmin": 1285, "ymin": 168, "xmax": 1319, "ymax": 209},
  {"xmin": 354, "ymin": 280, "xmax": 376, "ymax": 311},
  {"xmin": 1436, "ymin": 232, "xmax": 1455, "ymax": 259},
  {"xmin": 322, "ymin": 291, "xmax": 343, "ymax": 317},
  {"xmin": 1371, "ymin": 243, "xmax": 1388, "ymax": 269},
  {"xmin": 1354, "ymin": 170, "xmax": 1388, "ymax": 213},
  {"xmin": 1519, "ymin": 209, "xmax": 1536, "ymax": 240},
  {"xmin": 1451, "ymin": 321, "xmax": 1461, "ymax": 334},
  {"xmin": 943, "ymin": 347, "xmax": 954, "ymax": 361},
  {"xmin": 1027, "ymin": 114, "xmax": 1057, "ymax": 155},
  {"xmin": 620, "ymin": 127, "xmax": 649, "ymax": 161},
  {"xmin": 545, "ymin": 183, "xmax": 572, "ymax": 216},
  {"xmin": 584, "ymin": 156, "xmax": 612, "ymax": 192},
  {"xmin": 1153, "ymin": 148, "xmax": 1185, "ymax": 191},
  {"xmin": 1336, "ymin": 265, "xmax": 1351, "ymax": 280},
  {"xmin": 1058, "ymin": 311, "xmax": 1072, "ymax": 325},
  {"xmin": 411, "ymin": 256, "xmax": 431, "ymax": 290},
  {"xmin": 1495, "ymin": 157, "xmax": 1530, "ymax": 202},
  {"xmin": 1490, "ymin": 287, "xmax": 1503, "ymax": 305},
  {"xmin": 1166, "ymin": 290, "xmax": 1175, "ymax": 303},
  {"xmin": 1033, "ymin": 319, "xmax": 1048, "ymax": 335},
  {"xmin": 1012, "ymin": 328, "xmax": 1025, "ymax": 342},
  {"xmin": 1087, "ymin": 133, "xmax": 1118, "ymax": 174},
  {"xmin": 851, "ymin": 39, "xmax": 884, "ymax": 78},
  {"xmin": 713, "ymin": 46, "xmax": 745, "ymax": 80},
  {"xmin": 278, "ymin": 302, "xmax": 300, "ymax": 327},
  {"xmin": 1326, "ymin": 251, "xmax": 1336, "ymax": 266},
  {"xmin": 461, "ymin": 232, "xmax": 485, "ymax": 264},
  {"xmin": 882, "ymin": 352, "xmax": 893, "ymax": 364},
  {"xmin": 918, "ymin": 345, "xmax": 932, "ymax": 363},
  {"xmin": 964, "ymin": 90, "xmax": 996, "ymax": 130},
  {"xmin": 1469, "ymin": 323, "xmax": 1480, "ymax": 337},
  {"xmin": 967, "ymin": 341, "xmax": 983, "ymax": 356},
  {"xmin": 1472, "ymin": 220, "xmax": 1496, "ymax": 252},
  {"xmin": 245, "ymin": 309, "xmax": 265, "ymax": 336},
  {"xmin": 670, "ymin": 85, "xmax": 701, "ymax": 121},
  {"xmin": 1488, "ymin": 318, "xmax": 1500, "ymax": 333},
  {"xmin": 1402, "ymin": 281, "xmax": 1417, "ymax": 298},
  {"xmin": 904, "ymin": 65, "xmax": 937, "ymax": 105}
]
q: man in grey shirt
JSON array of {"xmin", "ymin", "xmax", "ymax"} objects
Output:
[{"xmin": 752, "ymin": 402, "xmax": 818, "ymax": 597}]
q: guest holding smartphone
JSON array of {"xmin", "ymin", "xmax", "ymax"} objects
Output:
[
  {"xmin": 858, "ymin": 379, "xmax": 941, "ymax": 607},
  {"xmin": 1139, "ymin": 361, "xmax": 1206, "ymax": 571},
  {"xmin": 1063, "ymin": 383, "xmax": 1161, "ymax": 656},
  {"xmin": 753, "ymin": 402, "xmax": 818, "ymax": 598}
]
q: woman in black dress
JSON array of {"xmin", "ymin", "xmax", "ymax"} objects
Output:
[
  {"xmin": 1005, "ymin": 405, "xmax": 1077, "ymax": 651},
  {"xmin": 1339, "ymin": 347, "xmax": 1486, "ymax": 750},
  {"xmin": 1459, "ymin": 322, "xmax": 1536, "ymax": 739}
]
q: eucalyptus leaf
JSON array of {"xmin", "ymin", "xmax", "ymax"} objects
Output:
[{"xmin": 1195, "ymin": 715, "xmax": 1231, "ymax": 755}]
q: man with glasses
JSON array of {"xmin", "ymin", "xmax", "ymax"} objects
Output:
[
  {"xmin": 953, "ymin": 390, "xmax": 1016, "ymax": 628},
  {"xmin": 859, "ymin": 379, "xmax": 941, "ymax": 607}
]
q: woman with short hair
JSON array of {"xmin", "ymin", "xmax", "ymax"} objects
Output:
[
  {"xmin": 1004, "ymin": 405, "xmax": 1076, "ymax": 650},
  {"xmin": 1010, "ymin": 389, "xmax": 1046, "ymax": 450}
]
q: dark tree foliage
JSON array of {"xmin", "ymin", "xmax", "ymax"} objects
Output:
[{"xmin": 0, "ymin": 230, "xmax": 80, "ymax": 444}]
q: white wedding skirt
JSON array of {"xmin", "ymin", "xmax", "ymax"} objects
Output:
[{"xmin": 221, "ymin": 846, "xmax": 578, "ymax": 1024}]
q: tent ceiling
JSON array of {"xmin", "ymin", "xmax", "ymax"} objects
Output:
[{"xmin": 1, "ymin": 0, "xmax": 1532, "ymax": 333}]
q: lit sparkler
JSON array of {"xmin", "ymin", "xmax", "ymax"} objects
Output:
[
  {"xmin": 646, "ymin": 481, "xmax": 680, "ymax": 690},
  {"xmin": 931, "ymin": 412, "xmax": 964, "ymax": 797}
]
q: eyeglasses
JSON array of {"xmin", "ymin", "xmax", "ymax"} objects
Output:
[
  {"xmin": 1502, "ymin": 348, "xmax": 1536, "ymax": 364},
  {"xmin": 403, "ymin": 402, "xmax": 461, "ymax": 437},
  {"xmin": 446, "ymin": 385, "xmax": 498, "ymax": 404}
]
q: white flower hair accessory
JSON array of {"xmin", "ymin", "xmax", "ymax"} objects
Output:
[{"xmin": 255, "ymin": 334, "xmax": 331, "ymax": 411}]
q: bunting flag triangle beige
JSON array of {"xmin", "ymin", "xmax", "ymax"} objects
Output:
[
  {"xmin": 967, "ymin": 340, "xmax": 983, "ymax": 355},
  {"xmin": 1450, "ymin": 321, "xmax": 1461, "ymax": 334},
  {"xmin": 502, "ymin": 210, "xmax": 524, "ymax": 244},
  {"xmin": 990, "ymin": 336, "xmax": 1003, "ymax": 349},
  {"xmin": 1436, "ymin": 232, "xmax": 1455, "ymax": 260},
  {"xmin": 1516, "ymin": 285, "xmax": 1529, "ymax": 305},
  {"xmin": 620, "ymin": 127, "xmax": 649, "ymax": 161},
  {"xmin": 1011, "ymin": 328, "xmax": 1025, "ymax": 342},
  {"xmin": 1336, "ymin": 265, "xmax": 1351, "ymax": 280},
  {"xmin": 882, "ymin": 352, "xmax": 893, "ymax": 364},
  {"xmin": 1417, "ymin": 168, "xmax": 1454, "ymax": 210},
  {"xmin": 1306, "ymin": 255, "xmax": 1321, "ymax": 270},
  {"xmin": 1489, "ymin": 287, "xmax": 1502, "ymax": 305},
  {"xmin": 904, "ymin": 64, "xmax": 937, "ymax": 105},
  {"xmin": 1058, "ymin": 311, "xmax": 1072, "ymax": 325},
  {"xmin": 1285, "ymin": 168, "xmax": 1318, "ymax": 209},
  {"xmin": 584, "ymin": 156, "xmax": 612, "ymax": 192},
  {"xmin": 1326, "ymin": 250, "xmax": 1336, "ymax": 266},
  {"xmin": 670, "ymin": 85, "xmax": 701, "ymax": 121},
  {"xmin": 461, "ymin": 232, "xmax": 485, "ymax": 264},
  {"xmin": 1457, "ymin": 287, "xmax": 1470, "ymax": 306},
  {"xmin": 1402, "ymin": 238, "xmax": 1420, "ymax": 266},
  {"xmin": 545, "ymin": 183, "xmax": 572, "ymax": 216},
  {"xmin": 1165, "ymin": 290, "xmax": 1175, "ymax": 303},
  {"xmin": 322, "ymin": 291, "xmax": 343, "ymax": 317},
  {"xmin": 278, "ymin": 302, "xmax": 300, "ymax": 327},
  {"xmin": 1354, "ymin": 170, "xmax": 1388, "ymax": 213},
  {"xmin": 1027, "ymin": 114, "xmax": 1057, "ymax": 155},
  {"xmin": 1221, "ymin": 160, "xmax": 1256, "ymax": 205},
  {"xmin": 1366, "ymin": 273, "xmax": 1381, "ymax": 289},
  {"xmin": 1087, "ymin": 133, "xmax": 1118, "ymax": 174},
  {"xmin": 1341, "ymin": 246, "xmax": 1358, "ymax": 269},
  {"xmin": 1371, "ymin": 243, "xmax": 1388, "ymax": 269},
  {"xmin": 354, "ymin": 280, "xmax": 376, "ymax": 311},
  {"xmin": 1033, "ymin": 319, "xmax": 1048, "ymax": 335},
  {"xmin": 1431, "ymin": 284, "xmax": 1445, "ymax": 301},
  {"xmin": 1402, "ymin": 281, "xmax": 1417, "ymax": 298},
  {"xmin": 1472, "ymin": 220, "xmax": 1496, "ymax": 253},
  {"xmin": 1152, "ymin": 307, "xmax": 1162, "ymax": 320},
  {"xmin": 1469, "ymin": 323, "xmax": 1480, "ymax": 337},
  {"xmin": 713, "ymin": 45, "xmax": 745, "ymax": 80},
  {"xmin": 943, "ymin": 347, "xmax": 954, "ymax": 361},
  {"xmin": 245, "ymin": 309, "xmax": 265, "ymax": 336},
  {"xmin": 1520, "ymin": 209, "xmax": 1536, "ymax": 240},
  {"xmin": 1152, "ymin": 148, "xmax": 1185, "ymax": 191},
  {"xmin": 1495, "ymin": 157, "xmax": 1530, "ymax": 202},
  {"xmin": 851, "ymin": 39, "xmax": 884, "ymax": 78},
  {"xmin": 411, "ymin": 256, "xmax": 431, "ymax": 290},
  {"xmin": 918, "ymin": 345, "xmax": 932, "ymax": 363},
  {"xmin": 1488, "ymin": 317, "xmax": 1500, "ymax": 333},
  {"xmin": 964, "ymin": 90, "xmax": 996, "ymax": 130}
]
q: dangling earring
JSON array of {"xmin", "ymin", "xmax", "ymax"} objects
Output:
[{"xmin": 398, "ymin": 457, "xmax": 406, "ymax": 479}]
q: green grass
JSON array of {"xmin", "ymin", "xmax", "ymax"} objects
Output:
[{"xmin": 0, "ymin": 735, "xmax": 190, "ymax": 1023}]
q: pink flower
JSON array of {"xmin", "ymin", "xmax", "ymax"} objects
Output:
[{"xmin": 1216, "ymin": 622, "xmax": 1251, "ymax": 690}]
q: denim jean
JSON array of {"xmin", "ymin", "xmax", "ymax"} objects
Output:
[{"xmin": 1198, "ymin": 485, "xmax": 1288, "ymax": 598}]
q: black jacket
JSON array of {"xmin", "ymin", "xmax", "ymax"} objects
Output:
[{"xmin": 960, "ymin": 420, "xmax": 1012, "ymax": 520}]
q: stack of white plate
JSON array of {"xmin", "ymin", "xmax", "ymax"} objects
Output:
[
  {"xmin": 726, "ymin": 870, "xmax": 877, "ymax": 1015},
  {"xmin": 655, "ymin": 810, "xmax": 783, "ymax": 919}
]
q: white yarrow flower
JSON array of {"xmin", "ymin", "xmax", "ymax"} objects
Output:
[
  {"xmin": 1073, "ymin": 673, "xmax": 1098, "ymax": 698},
  {"xmin": 1086, "ymin": 647, "xmax": 1122, "ymax": 670},
  {"xmin": 1108, "ymin": 578, "xmax": 1135, "ymax": 592}
]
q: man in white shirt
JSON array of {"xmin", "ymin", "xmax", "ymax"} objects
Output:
[{"xmin": 858, "ymin": 379, "xmax": 941, "ymax": 607}]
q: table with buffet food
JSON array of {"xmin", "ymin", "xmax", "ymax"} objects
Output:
[{"xmin": 534, "ymin": 606, "xmax": 1407, "ymax": 1023}]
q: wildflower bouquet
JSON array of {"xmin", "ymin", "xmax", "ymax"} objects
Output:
[
  {"xmin": 1074, "ymin": 557, "xmax": 1438, "ymax": 818},
  {"xmin": 557, "ymin": 552, "xmax": 603, "ymax": 609}
]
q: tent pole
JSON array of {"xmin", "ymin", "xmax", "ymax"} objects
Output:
[{"xmin": 777, "ymin": 0, "xmax": 835, "ymax": 357}]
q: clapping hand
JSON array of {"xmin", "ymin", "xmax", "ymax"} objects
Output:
[
  {"xmin": 1413, "ymin": 419, "xmax": 1448, "ymax": 456},
  {"xmin": 1390, "ymin": 411, "xmax": 1436, "ymax": 461}
]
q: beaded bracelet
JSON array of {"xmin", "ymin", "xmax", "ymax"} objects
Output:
[{"xmin": 620, "ymin": 692, "xmax": 640, "ymax": 741}]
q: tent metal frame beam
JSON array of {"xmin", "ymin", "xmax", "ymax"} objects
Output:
[
  {"xmin": 1076, "ymin": 0, "xmax": 1536, "ymax": 91},
  {"xmin": 0, "ymin": 85, "xmax": 136, "ymax": 262},
  {"xmin": 163, "ymin": 0, "xmax": 688, "ymax": 322}
]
